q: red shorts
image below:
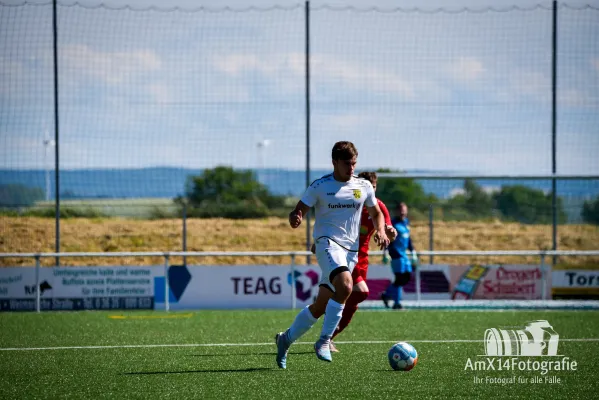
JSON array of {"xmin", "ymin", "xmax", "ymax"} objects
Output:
[{"xmin": 352, "ymin": 258, "xmax": 369, "ymax": 284}]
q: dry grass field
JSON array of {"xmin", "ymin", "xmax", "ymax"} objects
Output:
[{"xmin": 1, "ymin": 216, "xmax": 598, "ymax": 266}]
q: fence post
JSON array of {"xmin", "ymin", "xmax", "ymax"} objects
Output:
[
  {"xmin": 429, "ymin": 204, "xmax": 434, "ymax": 264},
  {"xmin": 304, "ymin": 0, "xmax": 312, "ymax": 266},
  {"xmin": 52, "ymin": 0, "xmax": 61, "ymax": 268},
  {"xmin": 35, "ymin": 254, "xmax": 41, "ymax": 313},
  {"xmin": 291, "ymin": 253, "xmax": 296, "ymax": 310},
  {"xmin": 551, "ymin": 0, "xmax": 558, "ymax": 266},
  {"xmin": 182, "ymin": 202, "xmax": 187, "ymax": 266},
  {"xmin": 415, "ymin": 264, "xmax": 421, "ymax": 303},
  {"xmin": 164, "ymin": 254, "xmax": 170, "ymax": 312},
  {"xmin": 540, "ymin": 252, "xmax": 547, "ymax": 300}
]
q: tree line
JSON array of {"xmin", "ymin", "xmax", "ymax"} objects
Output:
[
  {"xmin": 179, "ymin": 167, "xmax": 596, "ymax": 225},
  {"xmin": 376, "ymin": 176, "xmax": 568, "ymax": 224},
  {"xmin": 2, "ymin": 167, "xmax": 599, "ymax": 225}
]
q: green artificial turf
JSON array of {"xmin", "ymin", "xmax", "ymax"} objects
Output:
[{"xmin": 0, "ymin": 310, "xmax": 597, "ymax": 399}]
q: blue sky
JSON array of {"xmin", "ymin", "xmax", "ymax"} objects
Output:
[{"xmin": 1, "ymin": 0, "xmax": 598, "ymax": 174}]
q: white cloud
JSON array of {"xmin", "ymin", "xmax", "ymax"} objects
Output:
[
  {"xmin": 312, "ymin": 54, "xmax": 414, "ymax": 98},
  {"xmin": 213, "ymin": 54, "xmax": 261, "ymax": 76},
  {"xmin": 491, "ymin": 67, "xmax": 596, "ymax": 109},
  {"xmin": 326, "ymin": 114, "xmax": 373, "ymax": 131},
  {"xmin": 202, "ymin": 81, "xmax": 252, "ymax": 103},
  {"xmin": 0, "ymin": 54, "xmax": 53, "ymax": 102},
  {"xmin": 146, "ymin": 83, "xmax": 173, "ymax": 104},
  {"xmin": 558, "ymin": 89, "xmax": 587, "ymax": 107},
  {"xmin": 515, "ymin": 71, "xmax": 550, "ymax": 97},
  {"xmin": 213, "ymin": 52, "xmax": 414, "ymax": 98},
  {"xmin": 447, "ymin": 57, "xmax": 485, "ymax": 82},
  {"xmin": 0, "ymin": 136, "xmax": 48, "ymax": 169},
  {"xmin": 496, "ymin": 70, "xmax": 551, "ymax": 103},
  {"xmin": 0, "ymin": 57, "xmax": 24, "ymax": 96},
  {"xmin": 212, "ymin": 52, "xmax": 308, "ymax": 79},
  {"xmin": 210, "ymin": 52, "xmax": 302, "ymax": 100},
  {"xmin": 61, "ymin": 45, "xmax": 162, "ymax": 85}
]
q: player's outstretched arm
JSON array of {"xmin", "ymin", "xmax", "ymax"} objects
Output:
[
  {"xmin": 378, "ymin": 201, "xmax": 397, "ymax": 241},
  {"xmin": 385, "ymin": 225, "xmax": 398, "ymax": 242},
  {"xmin": 375, "ymin": 225, "xmax": 397, "ymax": 244},
  {"xmin": 289, "ymin": 201, "xmax": 310, "ymax": 229},
  {"xmin": 367, "ymin": 204, "xmax": 390, "ymax": 250}
]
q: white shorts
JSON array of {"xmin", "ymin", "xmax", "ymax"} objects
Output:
[{"xmin": 314, "ymin": 237, "xmax": 358, "ymax": 291}]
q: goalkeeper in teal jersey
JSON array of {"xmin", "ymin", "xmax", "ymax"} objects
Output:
[{"xmin": 382, "ymin": 202, "xmax": 417, "ymax": 309}]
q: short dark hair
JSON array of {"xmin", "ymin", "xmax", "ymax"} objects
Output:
[
  {"xmin": 331, "ymin": 141, "xmax": 358, "ymax": 161},
  {"xmin": 358, "ymin": 171, "xmax": 377, "ymax": 184},
  {"xmin": 395, "ymin": 201, "xmax": 407, "ymax": 209}
]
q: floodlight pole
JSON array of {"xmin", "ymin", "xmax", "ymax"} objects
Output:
[{"xmin": 43, "ymin": 131, "xmax": 52, "ymax": 202}]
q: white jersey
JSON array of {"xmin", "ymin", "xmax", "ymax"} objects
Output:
[{"xmin": 300, "ymin": 173, "xmax": 376, "ymax": 252}]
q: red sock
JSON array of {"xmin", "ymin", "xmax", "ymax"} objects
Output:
[{"xmin": 332, "ymin": 291, "xmax": 369, "ymax": 339}]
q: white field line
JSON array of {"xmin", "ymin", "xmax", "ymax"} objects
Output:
[{"xmin": 1, "ymin": 338, "xmax": 598, "ymax": 352}]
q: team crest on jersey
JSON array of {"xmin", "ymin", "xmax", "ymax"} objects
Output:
[{"xmin": 353, "ymin": 189, "xmax": 361, "ymax": 199}]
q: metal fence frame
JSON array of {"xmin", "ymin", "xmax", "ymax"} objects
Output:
[
  {"xmin": 376, "ymin": 173, "xmax": 599, "ymax": 264},
  {"xmin": 5, "ymin": 0, "xmax": 597, "ymax": 264},
  {"xmin": 2, "ymin": 250, "xmax": 598, "ymax": 312}
]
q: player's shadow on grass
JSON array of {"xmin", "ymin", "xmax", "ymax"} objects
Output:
[
  {"xmin": 187, "ymin": 350, "xmax": 313, "ymax": 357},
  {"xmin": 124, "ymin": 367, "xmax": 272, "ymax": 375}
]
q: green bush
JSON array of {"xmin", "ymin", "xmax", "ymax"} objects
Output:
[
  {"xmin": 493, "ymin": 185, "xmax": 567, "ymax": 224},
  {"xmin": 0, "ymin": 184, "xmax": 44, "ymax": 207},
  {"xmin": 443, "ymin": 179, "xmax": 494, "ymax": 219},
  {"xmin": 375, "ymin": 170, "xmax": 438, "ymax": 216},
  {"xmin": 181, "ymin": 166, "xmax": 287, "ymax": 219},
  {"xmin": 148, "ymin": 206, "xmax": 178, "ymax": 220},
  {"xmin": 21, "ymin": 206, "xmax": 107, "ymax": 219},
  {"xmin": 581, "ymin": 196, "xmax": 599, "ymax": 225}
]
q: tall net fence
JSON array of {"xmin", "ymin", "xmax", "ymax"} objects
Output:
[
  {"xmin": 1, "ymin": 2, "xmax": 598, "ymax": 264},
  {"xmin": 558, "ymin": 5, "xmax": 599, "ymax": 173},
  {"xmin": 374, "ymin": 177, "xmax": 599, "ymax": 266},
  {"xmin": 310, "ymin": 6, "xmax": 557, "ymax": 174}
]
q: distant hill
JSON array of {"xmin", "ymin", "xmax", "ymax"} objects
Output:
[
  {"xmin": 0, "ymin": 167, "xmax": 337, "ymax": 199},
  {"xmin": 2, "ymin": 167, "xmax": 462, "ymax": 199},
  {"xmin": 1, "ymin": 168, "xmax": 598, "ymax": 222}
]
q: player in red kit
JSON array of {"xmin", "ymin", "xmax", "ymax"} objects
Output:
[{"xmin": 329, "ymin": 171, "xmax": 396, "ymax": 352}]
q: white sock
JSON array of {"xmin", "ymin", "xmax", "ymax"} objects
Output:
[
  {"xmin": 287, "ymin": 306, "xmax": 318, "ymax": 343},
  {"xmin": 320, "ymin": 299, "xmax": 345, "ymax": 339}
]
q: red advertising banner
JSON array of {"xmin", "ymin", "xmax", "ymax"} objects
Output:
[{"xmin": 450, "ymin": 265, "xmax": 550, "ymax": 300}]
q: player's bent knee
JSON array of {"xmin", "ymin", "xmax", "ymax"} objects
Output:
[
  {"xmin": 330, "ymin": 271, "xmax": 352, "ymax": 300},
  {"xmin": 334, "ymin": 281, "xmax": 353, "ymax": 301},
  {"xmin": 352, "ymin": 291, "xmax": 369, "ymax": 304},
  {"xmin": 339, "ymin": 282, "xmax": 353, "ymax": 297},
  {"xmin": 329, "ymin": 266, "xmax": 350, "ymax": 285},
  {"xmin": 353, "ymin": 280, "xmax": 368, "ymax": 292}
]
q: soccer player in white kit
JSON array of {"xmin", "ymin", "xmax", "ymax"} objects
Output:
[{"xmin": 275, "ymin": 141, "xmax": 390, "ymax": 369}]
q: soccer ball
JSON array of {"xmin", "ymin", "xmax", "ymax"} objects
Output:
[{"xmin": 388, "ymin": 342, "xmax": 418, "ymax": 371}]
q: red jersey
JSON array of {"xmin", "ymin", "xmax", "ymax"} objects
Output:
[{"xmin": 358, "ymin": 199, "xmax": 392, "ymax": 260}]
